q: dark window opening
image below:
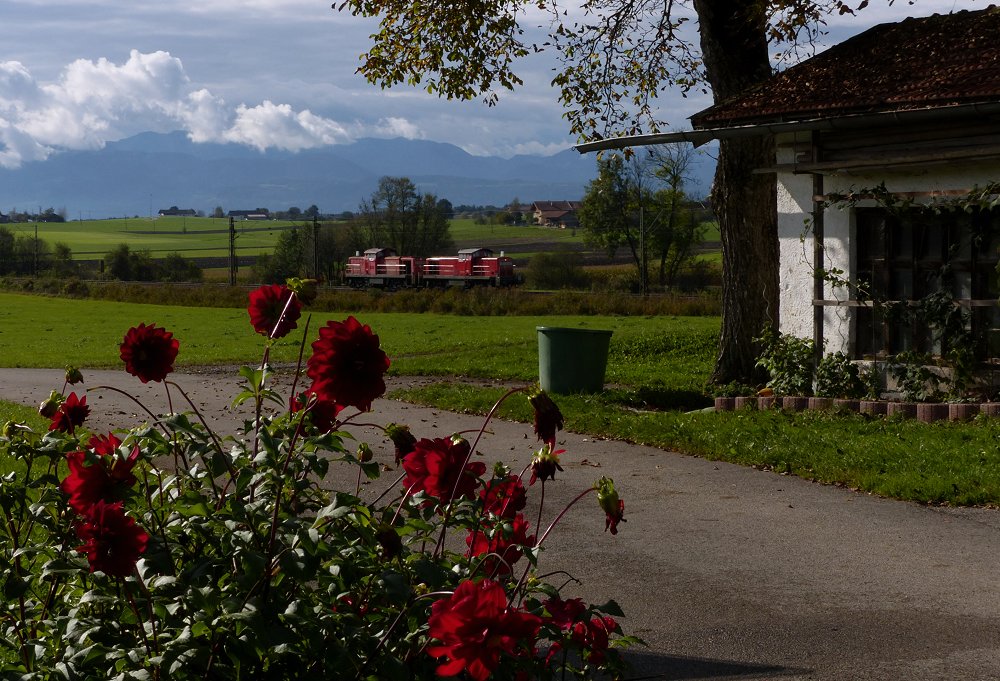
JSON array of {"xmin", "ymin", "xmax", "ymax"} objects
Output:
[{"xmin": 854, "ymin": 207, "xmax": 1000, "ymax": 361}]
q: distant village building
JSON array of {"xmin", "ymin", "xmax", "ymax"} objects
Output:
[
  {"xmin": 530, "ymin": 201, "xmax": 582, "ymax": 228},
  {"xmin": 158, "ymin": 206, "xmax": 197, "ymax": 217},
  {"xmin": 0, "ymin": 212, "xmax": 10, "ymax": 224},
  {"xmin": 228, "ymin": 208, "xmax": 271, "ymax": 221}
]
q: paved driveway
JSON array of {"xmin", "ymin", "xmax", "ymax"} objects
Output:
[{"xmin": 3, "ymin": 367, "xmax": 1000, "ymax": 680}]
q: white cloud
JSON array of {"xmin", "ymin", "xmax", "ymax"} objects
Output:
[
  {"xmin": 367, "ymin": 117, "xmax": 425, "ymax": 140},
  {"xmin": 0, "ymin": 50, "xmax": 370, "ymax": 167},
  {"xmin": 223, "ymin": 100, "xmax": 352, "ymax": 150}
]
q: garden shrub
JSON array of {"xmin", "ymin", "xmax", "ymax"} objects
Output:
[
  {"xmin": 0, "ymin": 282, "xmax": 638, "ymax": 679},
  {"xmin": 756, "ymin": 325, "xmax": 815, "ymax": 396}
]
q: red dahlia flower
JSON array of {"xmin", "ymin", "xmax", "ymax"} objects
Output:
[
  {"xmin": 401, "ymin": 436, "xmax": 486, "ymax": 502},
  {"xmin": 49, "ymin": 392, "xmax": 90, "ymax": 434},
  {"xmin": 61, "ymin": 435, "xmax": 140, "ymax": 515},
  {"xmin": 528, "ymin": 388, "xmax": 564, "ymax": 447},
  {"xmin": 466, "ymin": 513, "xmax": 535, "ymax": 576},
  {"xmin": 120, "ymin": 323, "xmax": 179, "ymax": 383},
  {"xmin": 291, "ymin": 389, "xmax": 344, "ymax": 432},
  {"xmin": 427, "ymin": 579, "xmax": 542, "ymax": 681},
  {"xmin": 247, "ymin": 284, "xmax": 302, "ymax": 339},
  {"xmin": 75, "ymin": 500, "xmax": 149, "ymax": 577},
  {"xmin": 571, "ymin": 616, "xmax": 619, "ymax": 666},
  {"xmin": 306, "ymin": 316, "xmax": 390, "ymax": 413},
  {"xmin": 542, "ymin": 595, "xmax": 587, "ymax": 630},
  {"xmin": 480, "ymin": 474, "xmax": 527, "ymax": 518}
]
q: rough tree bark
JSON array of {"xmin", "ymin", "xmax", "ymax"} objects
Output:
[{"xmin": 693, "ymin": 0, "xmax": 779, "ymax": 385}]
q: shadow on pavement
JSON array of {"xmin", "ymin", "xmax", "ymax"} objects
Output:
[{"xmin": 623, "ymin": 650, "xmax": 810, "ymax": 680}]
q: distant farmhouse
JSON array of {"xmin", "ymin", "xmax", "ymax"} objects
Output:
[
  {"xmin": 228, "ymin": 208, "xmax": 271, "ymax": 221},
  {"xmin": 0, "ymin": 212, "xmax": 9, "ymax": 224},
  {"xmin": 530, "ymin": 201, "xmax": 582, "ymax": 228},
  {"xmin": 158, "ymin": 206, "xmax": 197, "ymax": 217}
]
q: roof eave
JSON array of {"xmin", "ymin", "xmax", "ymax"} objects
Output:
[{"xmin": 574, "ymin": 101, "xmax": 1000, "ymax": 154}]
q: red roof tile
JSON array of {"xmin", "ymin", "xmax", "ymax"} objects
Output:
[{"xmin": 692, "ymin": 6, "xmax": 1000, "ymax": 128}]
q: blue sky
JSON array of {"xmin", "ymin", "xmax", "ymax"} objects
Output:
[{"xmin": 0, "ymin": 0, "xmax": 985, "ymax": 168}]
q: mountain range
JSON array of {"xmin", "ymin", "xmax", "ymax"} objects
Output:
[{"xmin": 0, "ymin": 131, "xmax": 715, "ymax": 219}]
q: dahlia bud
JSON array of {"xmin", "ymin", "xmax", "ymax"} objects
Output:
[
  {"xmin": 286, "ymin": 277, "xmax": 318, "ymax": 305},
  {"xmin": 528, "ymin": 387, "xmax": 564, "ymax": 447},
  {"xmin": 357, "ymin": 442, "xmax": 373, "ymax": 463},
  {"xmin": 529, "ymin": 444, "xmax": 564, "ymax": 485},
  {"xmin": 38, "ymin": 390, "xmax": 63, "ymax": 419},
  {"xmin": 375, "ymin": 522, "xmax": 403, "ymax": 560},
  {"xmin": 65, "ymin": 366, "xmax": 84, "ymax": 385},
  {"xmin": 595, "ymin": 476, "xmax": 626, "ymax": 535},
  {"xmin": 384, "ymin": 423, "xmax": 417, "ymax": 464}
]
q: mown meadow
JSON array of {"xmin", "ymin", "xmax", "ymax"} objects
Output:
[{"xmin": 3, "ymin": 288, "xmax": 1000, "ymax": 506}]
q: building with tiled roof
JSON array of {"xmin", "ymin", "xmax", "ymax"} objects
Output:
[
  {"xmin": 579, "ymin": 7, "xmax": 1000, "ymax": 368},
  {"xmin": 531, "ymin": 201, "xmax": 583, "ymax": 228}
]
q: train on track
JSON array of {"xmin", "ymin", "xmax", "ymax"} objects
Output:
[{"xmin": 345, "ymin": 247, "xmax": 519, "ymax": 289}]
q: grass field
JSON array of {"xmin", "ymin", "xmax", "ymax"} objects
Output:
[
  {"xmin": 11, "ymin": 215, "xmax": 719, "ymax": 264},
  {"xmin": 3, "ymin": 290, "xmax": 1000, "ymax": 506},
  {"xmin": 12, "ymin": 216, "xmax": 306, "ymax": 259},
  {"xmin": 0, "ymin": 292, "xmax": 718, "ymax": 394}
]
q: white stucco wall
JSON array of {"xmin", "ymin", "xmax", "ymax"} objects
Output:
[{"xmin": 776, "ymin": 130, "xmax": 1000, "ymax": 356}]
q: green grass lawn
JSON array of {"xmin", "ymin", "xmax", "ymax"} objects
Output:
[
  {"xmin": 3, "ymin": 290, "xmax": 999, "ymax": 506},
  {"xmin": 0, "ymin": 292, "xmax": 718, "ymax": 390}
]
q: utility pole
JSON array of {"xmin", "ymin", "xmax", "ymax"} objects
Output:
[
  {"xmin": 229, "ymin": 217, "xmax": 237, "ymax": 285},
  {"xmin": 313, "ymin": 215, "xmax": 320, "ymax": 279}
]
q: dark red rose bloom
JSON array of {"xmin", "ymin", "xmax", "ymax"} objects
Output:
[
  {"xmin": 542, "ymin": 596, "xmax": 587, "ymax": 630},
  {"xmin": 75, "ymin": 500, "xmax": 149, "ymax": 577},
  {"xmin": 401, "ymin": 436, "xmax": 486, "ymax": 502},
  {"xmin": 384, "ymin": 422, "xmax": 417, "ymax": 464},
  {"xmin": 49, "ymin": 392, "xmax": 90, "ymax": 434},
  {"xmin": 466, "ymin": 513, "xmax": 535, "ymax": 577},
  {"xmin": 528, "ymin": 389, "xmax": 563, "ymax": 447},
  {"xmin": 306, "ymin": 316, "xmax": 390, "ymax": 413},
  {"xmin": 61, "ymin": 436, "xmax": 140, "ymax": 515},
  {"xmin": 427, "ymin": 579, "xmax": 542, "ymax": 681},
  {"xmin": 529, "ymin": 446, "xmax": 564, "ymax": 486},
  {"xmin": 480, "ymin": 474, "xmax": 527, "ymax": 518},
  {"xmin": 247, "ymin": 284, "xmax": 302, "ymax": 339},
  {"xmin": 571, "ymin": 616, "xmax": 619, "ymax": 666},
  {"xmin": 120, "ymin": 323, "xmax": 179, "ymax": 383}
]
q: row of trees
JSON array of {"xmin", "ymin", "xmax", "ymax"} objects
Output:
[
  {"xmin": 254, "ymin": 176, "xmax": 455, "ymax": 283},
  {"xmin": 579, "ymin": 145, "xmax": 707, "ymax": 292},
  {"xmin": 0, "ymin": 227, "xmax": 75, "ymax": 276}
]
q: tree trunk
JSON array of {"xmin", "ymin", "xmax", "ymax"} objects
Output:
[{"xmin": 693, "ymin": 0, "xmax": 779, "ymax": 385}]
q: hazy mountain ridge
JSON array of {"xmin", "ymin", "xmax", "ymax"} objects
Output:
[{"xmin": 0, "ymin": 131, "xmax": 714, "ymax": 218}]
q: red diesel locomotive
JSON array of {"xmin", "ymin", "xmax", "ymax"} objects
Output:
[{"xmin": 345, "ymin": 247, "xmax": 518, "ymax": 288}]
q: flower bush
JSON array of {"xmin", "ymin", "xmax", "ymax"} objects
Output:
[{"xmin": 0, "ymin": 284, "xmax": 638, "ymax": 680}]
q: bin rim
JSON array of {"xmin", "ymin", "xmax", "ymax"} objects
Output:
[{"xmin": 536, "ymin": 326, "xmax": 613, "ymax": 335}]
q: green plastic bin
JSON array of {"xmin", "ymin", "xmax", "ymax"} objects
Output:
[{"xmin": 537, "ymin": 326, "xmax": 613, "ymax": 394}]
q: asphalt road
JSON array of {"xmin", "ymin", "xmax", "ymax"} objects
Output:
[{"xmin": 3, "ymin": 367, "xmax": 1000, "ymax": 680}]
